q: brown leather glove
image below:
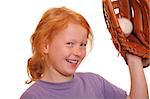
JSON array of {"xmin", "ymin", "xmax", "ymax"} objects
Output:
[{"xmin": 102, "ymin": 0, "xmax": 150, "ymax": 67}]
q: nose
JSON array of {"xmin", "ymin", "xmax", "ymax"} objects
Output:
[{"xmin": 72, "ymin": 47, "xmax": 84, "ymax": 57}]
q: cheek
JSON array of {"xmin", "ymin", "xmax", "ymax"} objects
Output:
[{"xmin": 53, "ymin": 46, "xmax": 69, "ymax": 59}]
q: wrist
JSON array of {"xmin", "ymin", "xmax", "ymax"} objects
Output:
[{"xmin": 126, "ymin": 53, "xmax": 143, "ymax": 67}]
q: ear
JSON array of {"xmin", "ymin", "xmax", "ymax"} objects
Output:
[{"xmin": 42, "ymin": 39, "xmax": 49, "ymax": 54}]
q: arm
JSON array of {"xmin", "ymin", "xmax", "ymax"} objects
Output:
[{"xmin": 126, "ymin": 53, "xmax": 149, "ymax": 99}]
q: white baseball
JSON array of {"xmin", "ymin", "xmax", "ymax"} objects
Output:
[{"xmin": 118, "ymin": 17, "xmax": 133, "ymax": 37}]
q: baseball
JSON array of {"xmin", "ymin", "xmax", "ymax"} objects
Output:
[{"xmin": 118, "ymin": 17, "xmax": 133, "ymax": 37}]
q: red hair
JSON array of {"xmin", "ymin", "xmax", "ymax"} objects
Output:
[{"xmin": 26, "ymin": 7, "xmax": 93, "ymax": 84}]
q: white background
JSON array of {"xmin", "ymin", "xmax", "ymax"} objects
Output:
[{"xmin": 0, "ymin": 0, "xmax": 149, "ymax": 98}]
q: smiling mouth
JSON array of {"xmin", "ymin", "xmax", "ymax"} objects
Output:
[{"xmin": 66, "ymin": 59, "xmax": 79, "ymax": 65}]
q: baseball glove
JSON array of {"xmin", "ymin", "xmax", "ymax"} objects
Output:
[{"xmin": 102, "ymin": 0, "xmax": 150, "ymax": 67}]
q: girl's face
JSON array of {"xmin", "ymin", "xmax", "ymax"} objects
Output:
[{"xmin": 44, "ymin": 23, "xmax": 88, "ymax": 79}]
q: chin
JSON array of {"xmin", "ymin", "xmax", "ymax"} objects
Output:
[{"xmin": 63, "ymin": 69, "xmax": 76, "ymax": 77}]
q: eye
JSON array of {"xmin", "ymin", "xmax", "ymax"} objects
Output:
[
  {"xmin": 80, "ymin": 43, "xmax": 87, "ymax": 48},
  {"xmin": 66, "ymin": 42, "xmax": 74, "ymax": 47}
]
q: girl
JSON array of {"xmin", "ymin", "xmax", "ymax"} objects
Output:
[{"xmin": 20, "ymin": 7, "xmax": 148, "ymax": 99}]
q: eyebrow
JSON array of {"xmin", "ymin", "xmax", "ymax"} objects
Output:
[{"xmin": 67, "ymin": 39, "xmax": 87, "ymax": 43}]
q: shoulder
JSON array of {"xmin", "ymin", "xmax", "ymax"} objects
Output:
[
  {"xmin": 75, "ymin": 72, "xmax": 127, "ymax": 98},
  {"xmin": 20, "ymin": 91, "xmax": 36, "ymax": 99},
  {"xmin": 20, "ymin": 82, "xmax": 44, "ymax": 99}
]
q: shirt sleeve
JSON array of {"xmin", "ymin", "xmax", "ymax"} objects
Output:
[{"xmin": 102, "ymin": 78, "xmax": 127, "ymax": 99}]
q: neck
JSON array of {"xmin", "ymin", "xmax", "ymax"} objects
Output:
[{"xmin": 41, "ymin": 68, "xmax": 73, "ymax": 83}]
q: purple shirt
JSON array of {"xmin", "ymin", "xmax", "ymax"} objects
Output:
[{"xmin": 20, "ymin": 72, "xmax": 127, "ymax": 99}]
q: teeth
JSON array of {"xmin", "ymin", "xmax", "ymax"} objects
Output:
[{"xmin": 66, "ymin": 59, "xmax": 78, "ymax": 64}]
